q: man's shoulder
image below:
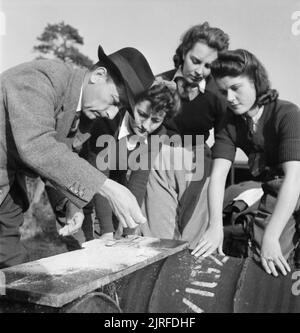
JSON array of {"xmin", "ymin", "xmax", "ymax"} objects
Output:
[
  {"xmin": 0, "ymin": 60, "xmax": 81, "ymax": 105},
  {"xmin": 1, "ymin": 59, "xmax": 74, "ymax": 82}
]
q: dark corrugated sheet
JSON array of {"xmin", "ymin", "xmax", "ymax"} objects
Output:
[
  {"xmin": 148, "ymin": 251, "xmax": 244, "ymax": 313},
  {"xmin": 234, "ymin": 258, "xmax": 300, "ymax": 313},
  {"xmin": 117, "ymin": 250, "xmax": 300, "ymax": 313}
]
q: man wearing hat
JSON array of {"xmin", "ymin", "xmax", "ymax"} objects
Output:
[{"xmin": 0, "ymin": 45, "xmax": 154, "ymax": 268}]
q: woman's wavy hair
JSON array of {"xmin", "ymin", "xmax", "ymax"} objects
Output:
[
  {"xmin": 136, "ymin": 81, "xmax": 181, "ymax": 120},
  {"xmin": 211, "ymin": 49, "xmax": 278, "ymax": 106},
  {"xmin": 173, "ymin": 22, "xmax": 230, "ymax": 69}
]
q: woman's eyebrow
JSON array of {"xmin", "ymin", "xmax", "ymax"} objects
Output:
[
  {"xmin": 191, "ymin": 55, "xmax": 201, "ymax": 63},
  {"xmin": 137, "ymin": 109, "xmax": 149, "ymax": 115},
  {"xmin": 150, "ymin": 113, "xmax": 164, "ymax": 120},
  {"xmin": 230, "ymin": 83, "xmax": 242, "ymax": 88}
]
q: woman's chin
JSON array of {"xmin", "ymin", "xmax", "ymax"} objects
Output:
[
  {"xmin": 230, "ymin": 106, "xmax": 247, "ymax": 115},
  {"xmin": 138, "ymin": 132, "xmax": 148, "ymax": 138},
  {"xmin": 133, "ymin": 128, "xmax": 147, "ymax": 137}
]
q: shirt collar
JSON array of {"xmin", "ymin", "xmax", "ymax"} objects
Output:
[
  {"xmin": 118, "ymin": 111, "xmax": 132, "ymax": 140},
  {"xmin": 76, "ymin": 86, "xmax": 83, "ymax": 112},
  {"xmin": 172, "ymin": 67, "xmax": 206, "ymax": 93},
  {"xmin": 251, "ymin": 106, "xmax": 264, "ymax": 124},
  {"xmin": 243, "ymin": 106, "xmax": 264, "ymax": 134},
  {"xmin": 118, "ymin": 111, "xmax": 148, "ymax": 150}
]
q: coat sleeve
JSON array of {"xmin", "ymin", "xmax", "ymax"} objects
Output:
[{"xmin": 3, "ymin": 66, "xmax": 107, "ymax": 208}]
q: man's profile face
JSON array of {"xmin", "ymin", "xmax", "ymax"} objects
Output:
[
  {"xmin": 182, "ymin": 41, "xmax": 218, "ymax": 83},
  {"xmin": 81, "ymin": 67, "xmax": 122, "ymax": 120}
]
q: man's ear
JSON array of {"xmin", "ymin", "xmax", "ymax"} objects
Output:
[{"xmin": 90, "ymin": 67, "xmax": 108, "ymax": 84}]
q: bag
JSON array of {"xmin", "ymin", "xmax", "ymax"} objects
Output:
[
  {"xmin": 223, "ymin": 181, "xmax": 262, "ymax": 257},
  {"xmin": 252, "ymin": 177, "xmax": 300, "ymax": 260}
]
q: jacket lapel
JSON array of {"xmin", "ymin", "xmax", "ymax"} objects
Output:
[
  {"xmin": 55, "ymin": 110, "xmax": 77, "ymax": 147},
  {"xmin": 55, "ymin": 68, "xmax": 86, "ymax": 147},
  {"xmin": 72, "ymin": 115, "xmax": 94, "ymax": 152}
]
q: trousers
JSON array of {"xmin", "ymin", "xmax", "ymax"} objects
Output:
[{"xmin": 0, "ymin": 182, "xmax": 27, "ymax": 268}]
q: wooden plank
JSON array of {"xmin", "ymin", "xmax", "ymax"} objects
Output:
[{"xmin": 0, "ymin": 236, "xmax": 188, "ymax": 308}]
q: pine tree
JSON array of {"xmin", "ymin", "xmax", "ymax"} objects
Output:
[{"xmin": 33, "ymin": 21, "xmax": 93, "ymax": 68}]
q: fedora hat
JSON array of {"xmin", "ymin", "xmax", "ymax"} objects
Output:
[{"xmin": 98, "ymin": 45, "xmax": 155, "ymax": 114}]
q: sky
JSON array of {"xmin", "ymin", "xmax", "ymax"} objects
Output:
[{"xmin": 1, "ymin": 0, "xmax": 300, "ymax": 106}]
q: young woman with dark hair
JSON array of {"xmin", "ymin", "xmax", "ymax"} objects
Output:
[
  {"xmin": 140, "ymin": 23, "xmax": 230, "ymax": 249},
  {"xmin": 81, "ymin": 81, "xmax": 181, "ymax": 240},
  {"xmin": 162, "ymin": 22, "xmax": 230, "ymax": 143},
  {"xmin": 192, "ymin": 49, "xmax": 300, "ymax": 277},
  {"xmin": 173, "ymin": 22, "xmax": 230, "ymax": 70}
]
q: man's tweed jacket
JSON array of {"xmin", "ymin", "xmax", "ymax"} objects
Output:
[{"xmin": 0, "ymin": 59, "xmax": 107, "ymax": 209}]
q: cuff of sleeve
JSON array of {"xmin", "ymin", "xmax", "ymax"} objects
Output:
[
  {"xmin": 212, "ymin": 143, "xmax": 236, "ymax": 162},
  {"xmin": 55, "ymin": 198, "xmax": 68, "ymax": 216},
  {"xmin": 279, "ymin": 139, "xmax": 300, "ymax": 163},
  {"xmin": 100, "ymin": 219, "xmax": 115, "ymax": 234}
]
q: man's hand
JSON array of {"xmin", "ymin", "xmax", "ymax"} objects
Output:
[
  {"xmin": 191, "ymin": 225, "xmax": 225, "ymax": 258},
  {"xmin": 99, "ymin": 179, "xmax": 147, "ymax": 229},
  {"xmin": 58, "ymin": 201, "xmax": 84, "ymax": 236},
  {"xmin": 260, "ymin": 231, "xmax": 291, "ymax": 277}
]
